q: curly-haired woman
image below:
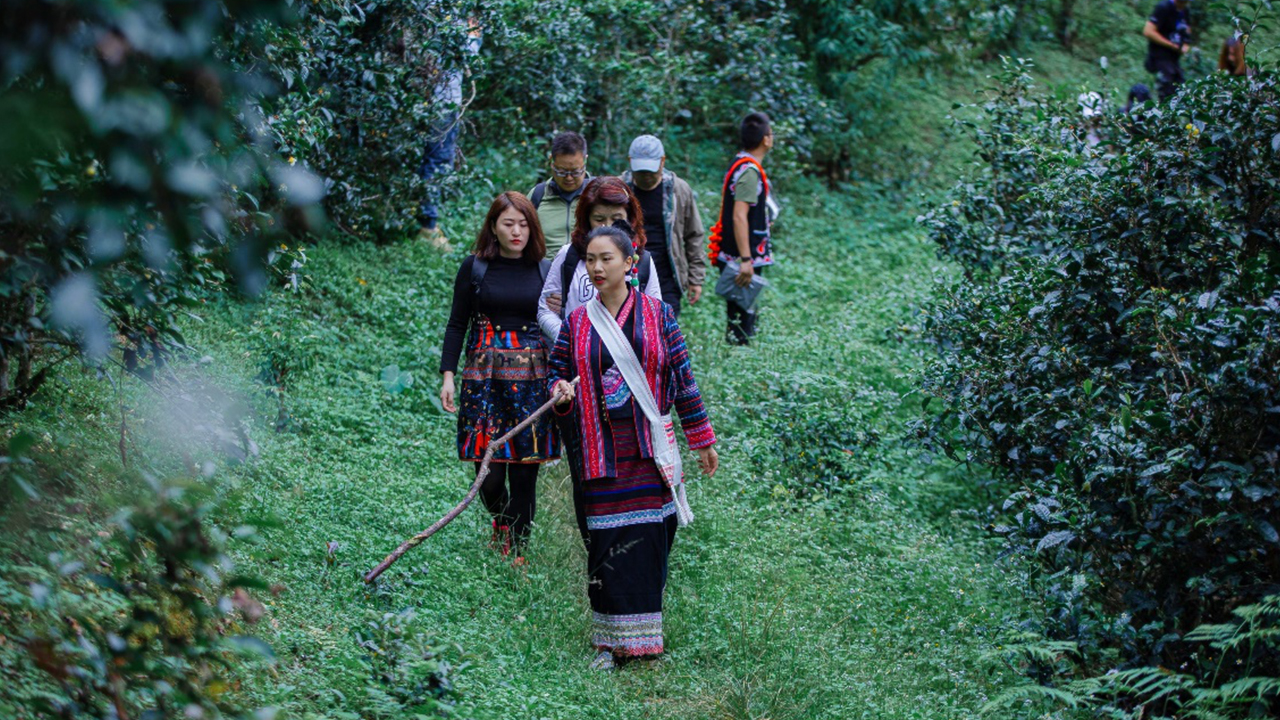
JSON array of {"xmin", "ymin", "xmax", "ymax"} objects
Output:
[{"xmin": 537, "ymin": 176, "xmax": 663, "ymax": 344}]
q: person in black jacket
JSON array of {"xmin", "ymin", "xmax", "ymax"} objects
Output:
[
  {"xmin": 1143, "ymin": 0, "xmax": 1193, "ymax": 101},
  {"xmin": 439, "ymin": 191, "xmax": 558, "ymax": 564}
]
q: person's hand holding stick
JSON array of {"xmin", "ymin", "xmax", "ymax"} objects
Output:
[{"xmin": 363, "ymin": 376, "xmax": 579, "ymax": 583}]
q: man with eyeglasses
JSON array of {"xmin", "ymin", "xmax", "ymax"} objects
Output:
[{"xmin": 528, "ymin": 131, "xmax": 591, "ymax": 257}]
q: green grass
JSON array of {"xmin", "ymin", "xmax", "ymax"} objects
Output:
[
  {"xmin": 9, "ymin": 14, "xmax": 1206, "ymax": 718},
  {"xmin": 9, "ymin": 6, "xmax": 1280, "ymax": 717},
  {"xmin": 1, "ymin": 170, "xmax": 1027, "ymax": 718},
  {"xmin": 207, "ymin": 175, "xmax": 1029, "ymax": 719}
]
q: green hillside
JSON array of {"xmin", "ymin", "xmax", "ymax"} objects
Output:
[{"xmin": 3, "ymin": 1, "xmax": 1277, "ymax": 719}]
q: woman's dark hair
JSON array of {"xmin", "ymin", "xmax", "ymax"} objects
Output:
[
  {"xmin": 473, "ymin": 191, "xmax": 545, "ymax": 264},
  {"xmin": 584, "ymin": 224, "xmax": 634, "ymax": 259},
  {"xmin": 1124, "ymin": 83, "xmax": 1152, "ymax": 113},
  {"xmin": 740, "ymin": 112, "xmax": 772, "ymax": 150},
  {"xmin": 570, "ymin": 176, "xmax": 646, "ymax": 252},
  {"xmin": 550, "ymin": 131, "xmax": 588, "ymax": 158},
  {"xmin": 1219, "ymin": 36, "xmax": 1247, "ymax": 75}
]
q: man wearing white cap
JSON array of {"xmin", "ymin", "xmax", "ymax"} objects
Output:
[{"xmin": 621, "ymin": 134, "xmax": 707, "ymax": 317}]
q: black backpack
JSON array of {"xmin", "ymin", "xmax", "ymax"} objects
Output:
[{"xmin": 559, "ymin": 245, "xmax": 651, "ymax": 307}]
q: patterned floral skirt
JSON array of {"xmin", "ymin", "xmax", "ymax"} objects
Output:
[
  {"xmin": 457, "ymin": 318, "xmax": 559, "ymax": 463},
  {"xmin": 572, "ymin": 417, "xmax": 677, "ymax": 657}
]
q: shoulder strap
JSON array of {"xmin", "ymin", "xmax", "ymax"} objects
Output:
[
  {"xmin": 560, "ymin": 245, "xmax": 581, "ymax": 304},
  {"xmin": 538, "ymin": 258, "xmax": 551, "ymax": 284},
  {"xmin": 733, "ymin": 156, "xmax": 769, "ymax": 194},
  {"xmin": 638, "ymin": 249, "xmax": 652, "ymax": 289},
  {"xmin": 470, "ymin": 255, "xmax": 488, "ymax": 297},
  {"xmin": 722, "ymin": 156, "xmax": 756, "ymax": 195},
  {"xmin": 531, "ymin": 182, "xmax": 547, "ymax": 208}
]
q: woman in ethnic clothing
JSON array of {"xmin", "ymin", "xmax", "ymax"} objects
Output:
[
  {"xmin": 548, "ymin": 222, "xmax": 719, "ymax": 670},
  {"xmin": 440, "ymin": 191, "xmax": 558, "ymax": 564},
  {"xmin": 538, "ymin": 177, "xmax": 666, "ymax": 544}
]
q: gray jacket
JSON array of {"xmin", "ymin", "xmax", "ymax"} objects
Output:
[{"xmin": 622, "ymin": 169, "xmax": 708, "ymax": 292}]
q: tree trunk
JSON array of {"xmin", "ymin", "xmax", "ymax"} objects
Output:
[
  {"xmin": 1058, "ymin": 0, "xmax": 1077, "ymax": 48},
  {"xmin": 17, "ymin": 293, "xmax": 34, "ymax": 387}
]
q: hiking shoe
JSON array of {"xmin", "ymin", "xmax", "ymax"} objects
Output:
[
  {"xmin": 588, "ymin": 650, "xmax": 615, "ymax": 671},
  {"xmin": 417, "ymin": 225, "xmax": 450, "ymax": 250},
  {"xmin": 498, "ymin": 525, "xmax": 512, "ymax": 558}
]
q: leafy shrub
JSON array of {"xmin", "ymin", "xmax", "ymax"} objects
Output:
[
  {"xmin": 916, "ymin": 57, "xmax": 1072, "ymax": 275},
  {"xmin": 242, "ymin": 0, "xmax": 484, "ymax": 242},
  {"xmin": 985, "ymin": 595, "xmax": 1280, "ymax": 717},
  {"xmin": 234, "ymin": 0, "xmax": 1127, "ymax": 242},
  {"xmin": 252, "ymin": 0, "xmax": 1075, "ymax": 237},
  {"xmin": 787, "ymin": 0, "xmax": 1038, "ymax": 179},
  {"xmin": 766, "ymin": 397, "xmax": 882, "ymax": 500},
  {"xmin": 0, "ymin": 480, "xmax": 273, "ymax": 719},
  {"xmin": 916, "ymin": 37, "xmax": 1280, "ymax": 717},
  {"xmin": 354, "ymin": 609, "xmax": 460, "ymax": 717},
  {"xmin": 471, "ymin": 0, "xmax": 829, "ymax": 174},
  {"xmin": 0, "ymin": 0, "xmax": 322, "ymax": 408}
]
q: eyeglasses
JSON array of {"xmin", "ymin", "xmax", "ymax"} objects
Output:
[{"xmin": 550, "ymin": 164, "xmax": 586, "ymax": 179}]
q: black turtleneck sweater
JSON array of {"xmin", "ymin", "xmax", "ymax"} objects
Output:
[{"xmin": 439, "ymin": 255, "xmax": 544, "ymax": 374}]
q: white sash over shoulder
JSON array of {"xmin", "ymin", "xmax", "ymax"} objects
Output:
[{"xmin": 585, "ymin": 297, "xmax": 693, "ymax": 527}]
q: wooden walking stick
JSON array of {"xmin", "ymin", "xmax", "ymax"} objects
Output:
[{"xmin": 363, "ymin": 376, "xmax": 580, "ymax": 584}]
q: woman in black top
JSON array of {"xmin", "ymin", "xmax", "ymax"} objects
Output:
[{"xmin": 440, "ymin": 191, "xmax": 558, "ymax": 564}]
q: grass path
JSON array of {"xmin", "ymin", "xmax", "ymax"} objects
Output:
[
  {"xmin": 1, "ymin": 25, "xmax": 1197, "ymax": 717},
  {"xmin": 181, "ymin": 177, "xmax": 1025, "ymax": 719}
]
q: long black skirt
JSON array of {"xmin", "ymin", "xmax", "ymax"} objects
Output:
[{"xmin": 572, "ymin": 417, "xmax": 677, "ymax": 657}]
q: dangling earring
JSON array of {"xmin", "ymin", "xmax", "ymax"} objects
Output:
[{"xmin": 629, "ymin": 253, "xmax": 640, "ymax": 286}]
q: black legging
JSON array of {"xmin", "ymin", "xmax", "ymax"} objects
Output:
[
  {"xmin": 726, "ymin": 265, "xmax": 764, "ymax": 345},
  {"xmin": 475, "ymin": 462, "xmax": 540, "ymax": 546}
]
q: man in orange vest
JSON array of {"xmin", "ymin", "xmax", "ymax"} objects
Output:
[{"xmin": 708, "ymin": 112, "xmax": 775, "ymax": 345}]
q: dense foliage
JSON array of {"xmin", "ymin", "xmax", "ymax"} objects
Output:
[
  {"xmin": 245, "ymin": 0, "xmax": 1120, "ymax": 241},
  {"xmin": 0, "ymin": 480, "xmax": 272, "ymax": 719},
  {"xmin": 0, "ymin": 0, "xmax": 321, "ymax": 408},
  {"xmin": 917, "ymin": 47, "xmax": 1280, "ymax": 716},
  {"xmin": 8, "ymin": 0, "xmax": 1279, "ymax": 716},
  {"xmin": 240, "ymin": 0, "xmax": 484, "ymax": 242}
]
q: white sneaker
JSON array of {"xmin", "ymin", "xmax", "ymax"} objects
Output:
[
  {"xmin": 588, "ymin": 650, "xmax": 615, "ymax": 671},
  {"xmin": 416, "ymin": 226, "xmax": 450, "ymax": 250}
]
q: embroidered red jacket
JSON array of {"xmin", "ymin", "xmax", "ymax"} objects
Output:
[{"xmin": 548, "ymin": 290, "xmax": 716, "ymax": 481}]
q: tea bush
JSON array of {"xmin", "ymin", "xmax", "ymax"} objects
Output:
[
  {"xmin": 354, "ymin": 609, "xmax": 460, "ymax": 716},
  {"xmin": 916, "ymin": 38, "xmax": 1280, "ymax": 717},
  {"xmin": 469, "ymin": 0, "xmax": 829, "ymax": 177},
  {"xmin": 241, "ymin": 0, "xmax": 487, "ymax": 242},
  {"xmin": 246, "ymin": 0, "xmax": 1102, "ymax": 241},
  {"xmin": 0, "ymin": 480, "xmax": 273, "ymax": 720},
  {"xmin": 916, "ymin": 57, "xmax": 1071, "ymax": 276}
]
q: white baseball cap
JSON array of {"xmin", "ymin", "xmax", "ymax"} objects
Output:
[{"xmin": 628, "ymin": 135, "xmax": 664, "ymax": 173}]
